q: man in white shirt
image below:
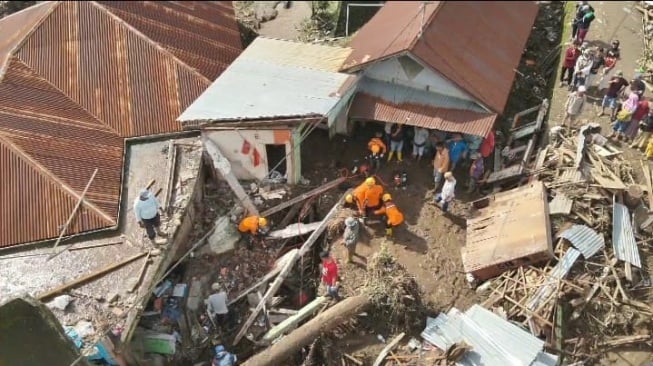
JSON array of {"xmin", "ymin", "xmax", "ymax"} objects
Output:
[
  {"xmin": 412, "ymin": 127, "xmax": 430, "ymax": 160},
  {"xmin": 433, "ymin": 172, "xmax": 456, "ymax": 212},
  {"xmin": 206, "ymin": 283, "xmax": 231, "ymax": 329},
  {"xmin": 133, "ymin": 188, "xmax": 166, "ymax": 245}
]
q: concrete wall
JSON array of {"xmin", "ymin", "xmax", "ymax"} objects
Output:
[
  {"xmin": 0, "ymin": 297, "xmax": 90, "ymax": 366},
  {"xmin": 203, "ymin": 129, "xmax": 298, "ymax": 184},
  {"xmin": 363, "ymin": 54, "xmax": 479, "ymax": 103}
]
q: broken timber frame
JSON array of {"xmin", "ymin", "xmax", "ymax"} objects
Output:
[
  {"xmin": 233, "ymin": 195, "xmax": 346, "ymax": 346},
  {"xmin": 260, "ymin": 176, "xmax": 346, "ymax": 217},
  {"xmin": 203, "ymin": 136, "xmax": 259, "ymax": 216}
]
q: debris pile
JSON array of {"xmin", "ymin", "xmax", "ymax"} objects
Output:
[{"xmin": 477, "ymin": 126, "xmax": 653, "ymax": 363}]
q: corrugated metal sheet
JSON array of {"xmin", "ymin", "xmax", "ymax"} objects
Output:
[
  {"xmin": 421, "ymin": 314, "xmax": 456, "ymax": 351},
  {"xmin": 532, "ymin": 352, "xmax": 559, "ymax": 366},
  {"xmin": 178, "ymin": 39, "xmax": 354, "ymax": 122},
  {"xmin": 527, "ymin": 248, "xmax": 582, "ymax": 312},
  {"xmin": 357, "ymin": 77, "xmax": 487, "ymax": 113},
  {"xmin": 548, "ymin": 193, "xmax": 573, "ymax": 215},
  {"xmin": 0, "ymin": 1, "xmax": 242, "ymax": 248},
  {"xmin": 424, "ymin": 305, "xmax": 545, "ymax": 366},
  {"xmin": 342, "ymin": 1, "xmax": 539, "ymax": 113},
  {"xmin": 350, "ymin": 92, "xmax": 496, "ymax": 137},
  {"xmin": 239, "ymin": 37, "xmax": 353, "ymax": 73},
  {"xmin": 559, "ymin": 224, "xmax": 605, "ymax": 259},
  {"xmin": 613, "ymin": 200, "xmax": 642, "ymax": 268}
]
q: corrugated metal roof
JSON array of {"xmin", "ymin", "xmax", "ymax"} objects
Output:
[
  {"xmin": 559, "ymin": 224, "xmax": 605, "ymax": 259},
  {"xmin": 527, "ymin": 248, "xmax": 582, "ymax": 312},
  {"xmin": 424, "ymin": 305, "xmax": 545, "ymax": 365},
  {"xmin": 357, "ymin": 77, "xmax": 486, "ymax": 113},
  {"xmin": 178, "ymin": 38, "xmax": 355, "ymax": 122},
  {"xmin": 532, "ymin": 352, "xmax": 559, "ymax": 366},
  {"xmin": 548, "ymin": 193, "xmax": 573, "ymax": 215},
  {"xmin": 0, "ymin": 1, "xmax": 242, "ymax": 248},
  {"xmin": 613, "ymin": 200, "xmax": 642, "ymax": 268},
  {"xmin": 238, "ymin": 37, "xmax": 353, "ymax": 73},
  {"xmin": 342, "ymin": 1, "xmax": 539, "ymax": 113},
  {"xmin": 421, "ymin": 314, "xmax": 457, "ymax": 351},
  {"xmin": 350, "ymin": 92, "xmax": 496, "ymax": 137}
]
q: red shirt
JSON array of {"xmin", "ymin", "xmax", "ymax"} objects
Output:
[
  {"xmin": 479, "ymin": 131, "xmax": 495, "ymax": 158},
  {"xmin": 563, "ymin": 47, "xmax": 580, "ymax": 68},
  {"xmin": 321, "ymin": 260, "xmax": 338, "ymax": 286},
  {"xmin": 633, "ymin": 100, "xmax": 650, "ymax": 121}
]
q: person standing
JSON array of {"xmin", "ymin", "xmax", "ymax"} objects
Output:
[
  {"xmin": 576, "ymin": 6, "xmax": 595, "ymax": 44},
  {"xmin": 571, "ymin": 49, "xmax": 593, "ymax": 91},
  {"xmin": 560, "ymin": 41, "xmax": 581, "ymax": 87},
  {"xmin": 598, "ymin": 70, "xmax": 628, "ymax": 119},
  {"xmin": 479, "ymin": 130, "xmax": 495, "ymax": 165},
  {"xmin": 631, "ymin": 109, "xmax": 653, "ymax": 150},
  {"xmin": 448, "ymin": 134, "xmax": 468, "ymax": 171},
  {"xmin": 363, "ymin": 177, "xmax": 384, "ymax": 219},
  {"xmin": 625, "ymin": 97, "xmax": 651, "ymax": 140},
  {"xmin": 630, "ymin": 70, "xmax": 647, "ymax": 98},
  {"xmin": 374, "ymin": 194, "xmax": 404, "ymax": 237},
  {"xmin": 342, "ymin": 217, "xmax": 360, "ymax": 264},
  {"xmin": 433, "ymin": 172, "xmax": 456, "ymax": 212},
  {"xmin": 432, "ymin": 142, "xmax": 450, "ymax": 189},
  {"xmin": 571, "ymin": 1, "xmax": 592, "ymax": 40},
  {"xmin": 563, "ymin": 86, "xmax": 587, "ymax": 127},
  {"xmin": 387, "ymin": 123, "xmax": 405, "ymax": 162},
  {"xmin": 468, "ymin": 152, "xmax": 485, "ymax": 194},
  {"xmin": 320, "ymin": 251, "xmax": 340, "ymax": 301},
  {"xmin": 206, "ymin": 283, "xmax": 231, "ymax": 329},
  {"xmin": 412, "ymin": 127, "xmax": 430, "ymax": 161},
  {"xmin": 610, "ymin": 91, "xmax": 639, "ymax": 141},
  {"xmin": 587, "ymin": 47, "xmax": 605, "ymax": 87},
  {"xmin": 367, "ymin": 131, "xmax": 387, "ymax": 172},
  {"xmin": 134, "ymin": 188, "xmax": 167, "ymax": 245}
]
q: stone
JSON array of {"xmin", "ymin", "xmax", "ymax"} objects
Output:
[
  {"xmin": 106, "ymin": 292, "xmax": 119, "ymax": 303},
  {"xmin": 47, "ymin": 295, "xmax": 72, "ymax": 311},
  {"xmin": 201, "ymin": 216, "xmax": 240, "ymax": 255}
]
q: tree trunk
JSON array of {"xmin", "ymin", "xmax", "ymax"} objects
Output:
[{"xmin": 242, "ymin": 296, "xmax": 370, "ymax": 366}]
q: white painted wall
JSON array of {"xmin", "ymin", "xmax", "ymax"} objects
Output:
[
  {"xmin": 363, "ymin": 54, "xmax": 480, "ymax": 104},
  {"xmin": 203, "ymin": 129, "xmax": 298, "ymax": 184}
]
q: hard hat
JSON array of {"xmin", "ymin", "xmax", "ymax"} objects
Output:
[
  {"xmin": 382, "ymin": 193, "xmax": 392, "ymax": 202},
  {"xmin": 371, "ymin": 144, "xmax": 380, "ymax": 154},
  {"xmin": 345, "ymin": 194, "xmax": 354, "ymax": 203},
  {"xmin": 258, "ymin": 217, "xmax": 268, "ymax": 227},
  {"xmin": 365, "ymin": 177, "xmax": 376, "ymax": 186},
  {"xmin": 444, "ymin": 172, "xmax": 454, "ymax": 179}
]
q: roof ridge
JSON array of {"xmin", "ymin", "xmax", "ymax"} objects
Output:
[
  {"xmin": 8, "ymin": 57, "xmax": 123, "ymax": 136},
  {"xmin": 0, "ymin": 132, "xmax": 116, "ymax": 225},
  {"xmin": 0, "ymin": 1, "xmax": 60, "ymax": 82},
  {"xmin": 408, "ymin": 1, "xmax": 443, "ymax": 50},
  {"xmin": 90, "ymin": 1, "xmax": 212, "ymax": 84},
  {"xmin": 256, "ymin": 36, "xmax": 353, "ymax": 51}
]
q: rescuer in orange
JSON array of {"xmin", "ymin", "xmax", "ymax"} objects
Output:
[
  {"xmin": 238, "ymin": 216, "xmax": 270, "ymax": 249},
  {"xmin": 374, "ymin": 193, "xmax": 405, "ymax": 237},
  {"xmin": 344, "ymin": 181, "xmax": 368, "ymax": 215},
  {"xmin": 363, "ymin": 177, "xmax": 384, "ymax": 218},
  {"xmin": 367, "ymin": 132, "xmax": 387, "ymax": 172}
]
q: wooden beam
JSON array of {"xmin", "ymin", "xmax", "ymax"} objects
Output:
[
  {"xmin": 68, "ymin": 240, "xmax": 123, "ymax": 251},
  {"xmin": 260, "ymin": 176, "xmax": 346, "ymax": 217},
  {"xmin": 146, "ymin": 179, "xmax": 156, "ymax": 190},
  {"xmin": 127, "ymin": 251, "xmax": 151, "ymax": 293},
  {"xmin": 262, "ymin": 296, "xmax": 329, "ymax": 343},
  {"xmin": 163, "ymin": 140, "xmax": 177, "ymax": 211},
  {"xmin": 47, "ymin": 168, "xmax": 99, "ymax": 260},
  {"xmin": 372, "ymin": 332, "xmax": 405, "ymax": 366},
  {"xmin": 203, "ymin": 136, "xmax": 259, "ymax": 216},
  {"xmin": 38, "ymin": 252, "xmax": 147, "ymax": 300},
  {"xmin": 233, "ymin": 196, "xmax": 345, "ymax": 345}
]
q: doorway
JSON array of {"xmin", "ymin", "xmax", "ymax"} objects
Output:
[{"xmin": 265, "ymin": 144, "xmax": 287, "ymax": 176}]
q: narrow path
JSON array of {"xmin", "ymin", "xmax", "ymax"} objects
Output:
[{"xmin": 258, "ymin": 1, "xmax": 312, "ymax": 41}]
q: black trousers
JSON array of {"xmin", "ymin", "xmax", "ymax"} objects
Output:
[
  {"xmin": 561, "ymin": 66, "xmax": 575, "ymax": 84},
  {"xmin": 142, "ymin": 213, "xmax": 161, "ymax": 240}
]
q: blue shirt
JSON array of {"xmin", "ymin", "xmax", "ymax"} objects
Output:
[
  {"xmin": 133, "ymin": 191, "xmax": 160, "ymax": 221},
  {"xmin": 449, "ymin": 140, "xmax": 468, "ymax": 164}
]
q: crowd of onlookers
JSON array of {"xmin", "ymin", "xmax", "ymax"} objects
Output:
[{"xmin": 562, "ymin": 1, "xmax": 653, "ymax": 158}]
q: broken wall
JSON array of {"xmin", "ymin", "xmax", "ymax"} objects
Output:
[
  {"xmin": 0, "ymin": 296, "xmax": 91, "ymax": 366},
  {"xmin": 203, "ymin": 129, "xmax": 298, "ymax": 183}
]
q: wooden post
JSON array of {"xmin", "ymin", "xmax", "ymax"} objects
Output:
[
  {"xmin": 242, "ymin": 296, "xmax": 370, "ymax": 366},
  {"xmin": 203, "ymin": 136, "xmax": 259, "ymax": 216},
  {"xmin": 232, "ymin": 196, "xmax": 345, "ymax": 346},
  {"xmin": 38, "ymin": 252, "xmax": 147, "ymax": 301},
  {"xmin": 164, "ymin": 140, "xmax": 178, "ymax": 212}
]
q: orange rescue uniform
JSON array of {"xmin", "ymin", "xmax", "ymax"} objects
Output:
[
  {"xmin": 238, "ymin": 216, "xmax": 260, "ymax": 235},
  {"xmin": 374, "ymin": 201, "xmax": 405, "ymax": 227},
  {"xmin": 351, "ymin": 183, "xmax": 369, "ymax": 213},
  {"xmin": 367, "ymin": 138, "xmax": 387, "ymax": 155},
  {"xmin": 364, "ymin": 184, "xmax": 384, "ymax": 209}
]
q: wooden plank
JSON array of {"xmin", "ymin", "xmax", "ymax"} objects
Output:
[
  {"xmin": 262, "ymin": 296, "xmax": 328, "ymax": 343},
  {"xmin": 37, "ymin": 252, "xmax": 147, "ymax": 300},
  {"xmin": 164, "ymin": 140, "xmax": 178, "ymax": 211},
  {"xmin": 203, "ymin": 137, "xmax": 259, "ymax": 216},
  {"xmin": 642, "ymin": 160, "xmax": 653, "ymax": 211},
  {"xmin": 127, "ymin": 251, "xmax": 151, "ymax": 293},
  {"xmin": 233, "ymin": 196, "xmax": 345, "ymax": 346},
  {"xmin": 372, "ymin": 332, "xmax": 405, "ymax": 366},
  {"xmin": 260, "ymin": 176, "xmax": 346, "ymax": 217},
  {"xmin": 47, "ymin": 168, "xmax": 98, "ymax": 252},
  {"xmin": 68, "ymin": 240, "xmax": 123, "ymax": 251}
]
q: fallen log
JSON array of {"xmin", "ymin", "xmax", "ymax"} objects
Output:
[{"xmin": 242, "ymin": 296, "xmax": 370, "ymax": 366}]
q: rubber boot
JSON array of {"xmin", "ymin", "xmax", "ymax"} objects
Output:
[
  {"xmin": 346, "ymin": 250, "xmax": 353, "ymax": 264},
  {"xmin": 397, "ymin": 152, "xmax": 403, "ymax": 162},
  {"xmin": 386, "ymin": 228, "xmax": 393, "ymax": 237},
  {"xmin": 387, "ymin": 151, "xmax": 394, "ymax": 162}
]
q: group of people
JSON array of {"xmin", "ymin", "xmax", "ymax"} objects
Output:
[{"xmin": 344, "ymin": 176, "xmax": 405, "ymax": 238}]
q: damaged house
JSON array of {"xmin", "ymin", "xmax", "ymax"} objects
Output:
[{"xmin": 0, "ymin": 1, "xmax": 242, "ymax": 364}]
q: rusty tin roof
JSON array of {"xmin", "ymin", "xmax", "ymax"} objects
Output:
[
  {"xmin": 350, "ymin": 92, "xmax": 497, "ymax": 137},
  {"xmin": 342, "ymin": 1, "xmax": 539, "ymax": 113},
  {"xmin": 0, "ymin": 1, "xmax": 242, "ymax": 248}
]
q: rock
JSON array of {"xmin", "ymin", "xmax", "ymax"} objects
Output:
[
  {"xmin": 255, "ymin": 2, "xmax": 278, "ymax": 22},
  {"xmin": 111, "ymin": 307, "xmax": 125, "ymax": 318},
  {"xmin": 201, "ymin": 216, "xmax": 239, "ymax": 255},
  {"xmin": 74, "ymin": 320, "xmax": 95, "ymax": 338},
  {"xmin": 150, "ymin": 249, "xmax": 162, "ymax": 257},
  {"xmin": 106, "ymin": 292, "xmax": 120, "ymax": 303},
  {"xmin": 47, "ymin": 295, "xmax": 72, "ymax": 311}
]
